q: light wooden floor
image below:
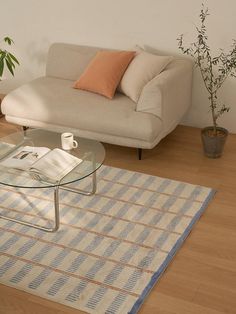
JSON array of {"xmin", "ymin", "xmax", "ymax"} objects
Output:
[{"xmin": 0, "ymin": 119, "xmax": 235, "ymax": 314}]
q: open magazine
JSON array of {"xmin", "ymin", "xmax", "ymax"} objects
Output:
[{"xmin": 0, "ymin": 146, "xmax": 83, "ymax": 182}]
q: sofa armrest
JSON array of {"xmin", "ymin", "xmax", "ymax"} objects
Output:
[{"xmin": 136, "ymin": 58, "xmax": 193, "ymax": 132}]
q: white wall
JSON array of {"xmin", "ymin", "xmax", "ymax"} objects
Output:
[{"xmin": 1, "ymin": 0, "xmax": 236, "ymax": 132}]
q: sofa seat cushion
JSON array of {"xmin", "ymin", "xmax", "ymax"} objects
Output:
[{"xmin": 2, "ymin": 77, "xmax": 162, "ymax": 142}]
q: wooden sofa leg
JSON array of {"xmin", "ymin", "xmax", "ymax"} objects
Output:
[{"xmin": 137, "ymin": 148, "xmax": 142, "ymax": 160}]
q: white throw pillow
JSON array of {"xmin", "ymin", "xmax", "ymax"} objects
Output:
[{"xmin": 119, "ymin": 50, "xmax": 173, "ymax": 102}]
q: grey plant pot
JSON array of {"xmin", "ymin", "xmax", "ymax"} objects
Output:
[{"xmin": 201, "ymin": 126, "xmax": 228, "ymax": 158}]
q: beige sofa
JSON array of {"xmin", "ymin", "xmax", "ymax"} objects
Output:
[{"xmin": 2, "ymin": 43, "xmax": 193, "ymax": 156}]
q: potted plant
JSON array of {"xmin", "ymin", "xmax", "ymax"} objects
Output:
[
  {"xmin": 177, "ymin": 5, "xmax": 236, "ymax": 158},
  {"xmin": 0, "ymin": 36, "xmax": 19, "ymax": 80},
  {"xmin": 0, "ymin": 36, "xmax": 19, "ymax": 116}
]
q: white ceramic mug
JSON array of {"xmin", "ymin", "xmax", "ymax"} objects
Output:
[{"xmin": 61, "ymin": 132, "xmax": 78, "ymax": 150}]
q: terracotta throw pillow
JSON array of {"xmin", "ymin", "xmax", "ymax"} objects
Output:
[
  {"xmin": 119, "ymin": 50, "xmax": 173, "ymax": 102},
  {"xmin": 74, "ymin": 50, "xmax": 135, "ymax": 99}
]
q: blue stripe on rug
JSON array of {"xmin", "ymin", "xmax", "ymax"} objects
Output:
[{"xmin": 128, "ymin": 189, "xmax": 216, "ymax": 314}]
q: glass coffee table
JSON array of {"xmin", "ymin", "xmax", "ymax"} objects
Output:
[{"xmin": 0, "ymin": 129, "xmax": 105, "ymax": 232}]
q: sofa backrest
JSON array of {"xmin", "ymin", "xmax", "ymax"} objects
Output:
[{"xmin": 46, "ymin": 43, "xmax": 104, "ymax": 81}]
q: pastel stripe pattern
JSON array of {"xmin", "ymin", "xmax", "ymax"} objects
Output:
[{"xmin": 0, "ymin": 165, "xmax": 215, "ymax": 314}]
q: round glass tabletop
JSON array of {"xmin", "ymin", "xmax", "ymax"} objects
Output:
[{"xmin": 0, "ymin": 129, "xmax": 105, "ymax": 188}]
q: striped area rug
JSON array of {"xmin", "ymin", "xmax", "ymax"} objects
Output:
[{"xmin": 0, "ymin": 165, "xmax": 215, "ymax": 314}]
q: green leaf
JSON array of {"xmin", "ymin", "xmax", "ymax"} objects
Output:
[
  {"xmin": 5, "ymin": 58, "xmax": 14, "ymax": 76},
  {"xmin": 8, "ymin": 52, "xmax": 19, "ymax": 65},
  {"xmin": 6, "ymin": 54, "xmax": 16, "ymax": 68},
  {"xmin": 0, "ymin": 59, "xmax": 4, "ymax": 77},
  {"xmin": 4, "ymin": 37, "xmax": 14, "ymax": 45},
  {"xmin": 0, "ymin": 50, "xmax": 6, "ymax": 60}
]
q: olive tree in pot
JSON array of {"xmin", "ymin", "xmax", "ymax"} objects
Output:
[{"xmin": 177, "ymin": 5, "xmax": 236, "ymax": 158}]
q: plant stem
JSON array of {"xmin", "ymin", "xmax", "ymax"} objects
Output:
[{"xmin": 210, "ymin": 92, "xmax": 217, "ymax": 135}]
